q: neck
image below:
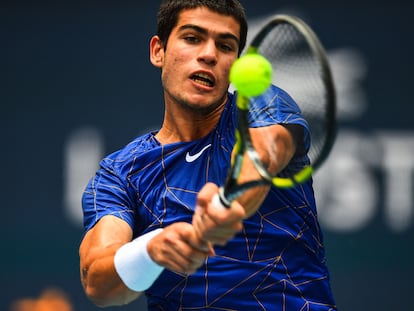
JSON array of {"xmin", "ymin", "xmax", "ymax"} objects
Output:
[{"xmin": 155, "ymin": 100, "xmax": 226, "ymax": 145}]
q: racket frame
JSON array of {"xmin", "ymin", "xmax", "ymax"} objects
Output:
[{"xmin": 219, "ymin": 14, "xmax": 336, "ymax": 206}]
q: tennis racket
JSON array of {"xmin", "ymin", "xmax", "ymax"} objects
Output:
[{"xmin": 217, "ymin": 14, "xmax": 336, "ymax": 207}]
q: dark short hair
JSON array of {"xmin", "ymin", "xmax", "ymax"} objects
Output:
[{"xmin": 156, "ymin": 0, "xmax": 248, "ymax": 55}]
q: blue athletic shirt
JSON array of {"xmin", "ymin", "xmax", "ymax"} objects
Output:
[{"xmin": 82, "ymin": 84, "xmax": 337, "ymax": 310}]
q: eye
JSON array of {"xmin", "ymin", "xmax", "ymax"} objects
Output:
[
  {"xmin": 218, "ymin": 42, "xmax": 237, "ymax": 53},
  {"xmin": 184, "ymin": 35, "xmax": 200, "ymax": 44}
]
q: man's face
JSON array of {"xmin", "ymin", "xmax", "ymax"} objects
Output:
[{"xmin": 152, "ymin": 7, "xmax": 241, "ymax": 114}]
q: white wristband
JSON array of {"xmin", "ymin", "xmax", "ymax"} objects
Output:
[{"xmin": 114, "ymin": 228, "xmax": 164, "ymax": 292}]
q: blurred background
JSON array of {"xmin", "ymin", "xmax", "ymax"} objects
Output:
[{"xmin": 2, "ymin": 0, "xmax": 413, "ymax": 310}]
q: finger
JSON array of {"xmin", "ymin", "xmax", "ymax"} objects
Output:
[
  {"xmin": 193, "ymin": 211, "xmax": 243, "ymax": 245},
  {"xmin": 163, "ymin": 238, "xmax": 208, "ymax": 274},
  {"xmin": 197, "ymin": 183, "xmax": 246, "ymax": 223},
  {"xmin": 173, "ymin": 225, "xmax": 213, "ymax": 272},
  {"xmin": 196, "ymin": 183, "xmax": 219, "ymax": 213},
  {"xmin": 202, "ymin": 226, "xmax": 242, "ymax": 246},
  {"xmin": 149, "ymin": 223, "xmax": 210, "ymax": 274},
  {"xmin": 191, "ymin": 214, "xmax": 217, "ymax": 255},
  {"xmin": 207, "ymin": 199, "xmax": 246, "ymax": 225}
]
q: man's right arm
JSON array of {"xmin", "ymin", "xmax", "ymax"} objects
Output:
[
  {"xmin": 79, "ymin": 215, "xmax": 213, "ymax": 307},
  {"xmin": 79, "ymin": 215, "xmax": 141, "ymax": 307}
]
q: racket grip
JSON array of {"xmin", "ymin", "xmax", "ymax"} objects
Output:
[{"xmin": 212, "ymin": 188, "xmax": 231, "ymax": 209}]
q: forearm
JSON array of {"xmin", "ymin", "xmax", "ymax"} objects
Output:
[
  {"xmin": 80, "ymin": 220, "xmax": 211, "ymax": 307},
  {"xmin": 234, "ymin": 184, "xmax": 270, "ymax": 218},
  {"xmin": 251, "ymin": 125, "xmax": 296, "ymax": 177},
  {"xmin": 236, "ymin": 125, "xmax": 296, "ymax": 216},
  {"xmin": 79, "ymin": 216, "xmax": 144, "ymax": 307},
  {"xmin": 80, "ymin": 244, "xmax": 141, "ymax": 307}
]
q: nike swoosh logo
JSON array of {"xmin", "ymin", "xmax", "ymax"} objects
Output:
[{"xmin": 185, "ymin": 144, "xmax": 212, "ymax": 163}]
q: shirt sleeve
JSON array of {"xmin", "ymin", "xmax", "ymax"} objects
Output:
[
  {"xmin": 247, "ymin": 84, "xmax": 311, "ymax": 152},
  {"xmin": 81, "ymin": 156, "xmax": 136, "ymax": 233}
]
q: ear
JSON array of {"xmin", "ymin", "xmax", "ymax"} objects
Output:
[{"xmin": 150, "ymin": 35, "xmax": 164, "ymax": 68}]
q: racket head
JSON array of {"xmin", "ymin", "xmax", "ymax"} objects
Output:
[
  {"xmin": 219, "ymin": 14, "xmax": 337, "ymax": 206},
  {"xmin": 250, "ymin": 14, "xmax": 336, "ymax": 175}
]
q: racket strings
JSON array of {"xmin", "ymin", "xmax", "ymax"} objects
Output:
[{"xmin": 257, "ymin": 23, "xmax": 329, "ymax": 165}]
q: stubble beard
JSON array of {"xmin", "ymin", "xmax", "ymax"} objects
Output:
[{"xmin": 165, "ymin": 87, "xmax": 228, "ymax": 117}]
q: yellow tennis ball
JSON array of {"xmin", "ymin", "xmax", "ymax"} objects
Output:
[{"xmin": 229, "ymin": 53, "xmax": 272, "ymax": 97}]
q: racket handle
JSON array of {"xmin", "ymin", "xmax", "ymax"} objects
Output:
[{"xmin": 212, "ymin": 188, "xmax": 231, "ymax": 209}]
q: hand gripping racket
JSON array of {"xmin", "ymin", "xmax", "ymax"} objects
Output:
[{"xmin": 217, "ymin": 14, "xmax": 337, "ymax": 207}]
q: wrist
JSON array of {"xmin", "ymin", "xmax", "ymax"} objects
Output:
[{"xmin": 114, "ymin": 228, "xmax": 164, "ymax": 292}]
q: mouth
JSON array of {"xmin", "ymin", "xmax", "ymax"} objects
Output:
[{"xmin": 190, "ymin": 72, "xmax": 215, "ymax": 88}]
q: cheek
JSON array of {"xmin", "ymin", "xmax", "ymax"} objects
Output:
[
  {"xmin": 221, "ymin": 60, "xmax": 236, "ymax": 82},
  {"xmin": 164, "ymin": 53, "xmax": 188, "ymax": 77},
  {"xmin": 161, "ymin": 55, "xmax": 179, "ymax": 80},
  {"xmin": 167, "ymin": 46, "xmax": 190, "ymax": 64},
  {"xmin": 224, "ymin": 57, "xmax": 237, "ymax": 74},
  {"xmin": 223, "ymin": 67, "xmax": 231, "ymax": 80}
]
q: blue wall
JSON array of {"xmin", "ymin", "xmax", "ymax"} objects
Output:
[{"xmin": 2, "ymin": 1, "xmax": 413, "ymax": 310}]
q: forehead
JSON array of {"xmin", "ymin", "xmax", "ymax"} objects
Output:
[{"xmin": 174, "ymin": 7, "xmax": 240, "ymax": 40}]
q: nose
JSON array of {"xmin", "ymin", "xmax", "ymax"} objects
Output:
[{"xmin": 198, "ymin": 40, "xmax": 218, "ymax": 66}]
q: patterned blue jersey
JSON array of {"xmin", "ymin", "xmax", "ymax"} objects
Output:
[{"xmin": 82, "ymin": 85, "xmax": 336, "ymax": 310}]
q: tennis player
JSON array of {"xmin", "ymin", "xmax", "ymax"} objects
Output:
[{"xmin": 79, "ymin": 0, "xmax": 337, "ymax": 310}]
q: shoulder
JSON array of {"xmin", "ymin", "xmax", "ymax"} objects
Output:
[
  {"xmin": 256, "ymin": 84, "xmax": 301, "ymax": 112},
  {"xmin": 100, "ymin": 132, "xmax": 160, "ymax": 172}
]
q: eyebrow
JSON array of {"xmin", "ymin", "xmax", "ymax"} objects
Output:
[{"xmin": 178, "ymin": 24, "xmax": 240, "ymax": 46}]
